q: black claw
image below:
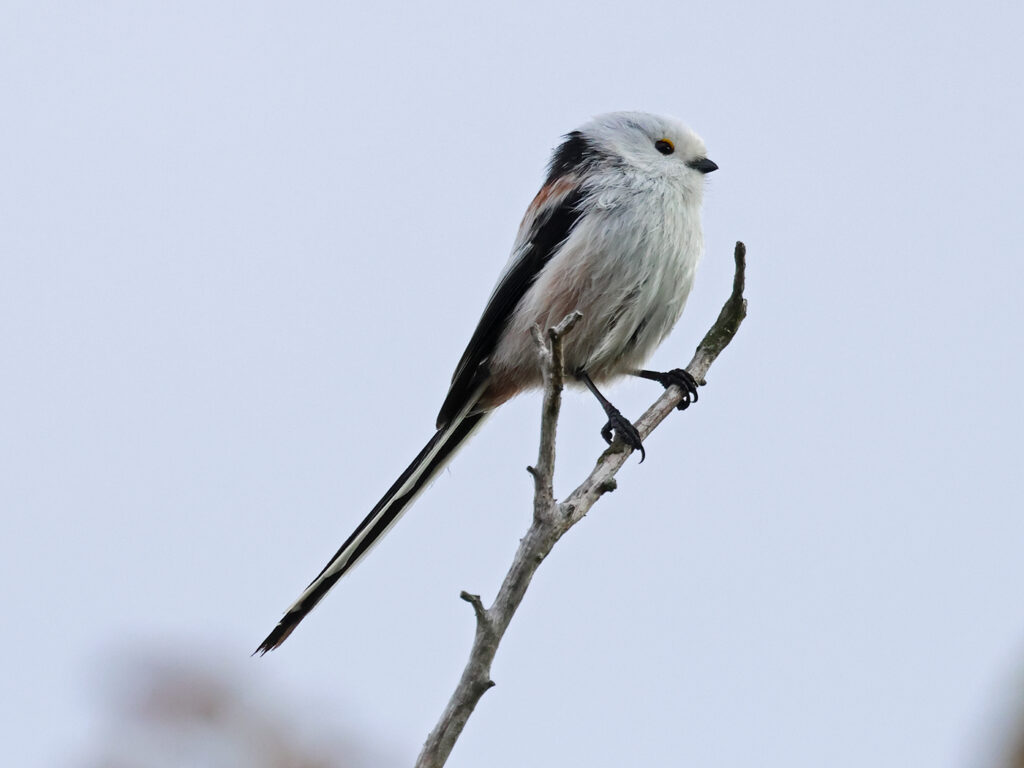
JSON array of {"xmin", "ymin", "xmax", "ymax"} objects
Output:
[
  {"xmin": 665, "ymin": 368, "xmax": 699, "ymax": 411},
  {"xmin": 638, "ymin": 368, "xmax": 699, "ymax": 411},
  {"xmin": 601, "ymin": 408, "xmax": 645, "ymax": 463},
  {"xmin": 578, "ymin": 370, "xmax": 646, "ymax": 462}
]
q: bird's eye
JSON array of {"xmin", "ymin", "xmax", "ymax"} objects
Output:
[{"xmin": 654, "ymin": 139, "xmax": 675, "ymax": 155}]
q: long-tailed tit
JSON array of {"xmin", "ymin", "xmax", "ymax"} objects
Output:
[{"xmin": 257, "ymin": 111, "xmax": 718, "ymax": 653}]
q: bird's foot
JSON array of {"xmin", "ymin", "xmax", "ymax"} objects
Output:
[
  {"xmin": 600, "ymin": 408, "xmax": 645, "ymax": 463},
  {"xmin": 638, "ymin": 368, "xmax": 699, "ymax": 411}
]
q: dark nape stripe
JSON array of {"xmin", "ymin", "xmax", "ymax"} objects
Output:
[{"xmin": 544, "ymin": 131, "xmax": 591, "ymax": 185}]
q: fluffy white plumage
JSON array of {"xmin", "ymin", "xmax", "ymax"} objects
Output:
[
  {"xmin": 257, "ymin": 111, "xmax": 716, "ymax": 653},
  {"xmin": 490, "ymin": 112, "xmax": 710, "ymax": 393}
]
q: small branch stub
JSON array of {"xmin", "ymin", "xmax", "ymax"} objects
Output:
[{"xmin": 459, "ymin": 591, "xmax": 489, "ymax": 627}]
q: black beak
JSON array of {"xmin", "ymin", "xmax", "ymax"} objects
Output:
[{"xmin": 687, "ymin": 157, "xmax": 719, "ymax": 174}]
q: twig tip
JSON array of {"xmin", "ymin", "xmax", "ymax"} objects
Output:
[{"xmin": 549, "ymin": 310, "xmax": 583, "ymax": 341}]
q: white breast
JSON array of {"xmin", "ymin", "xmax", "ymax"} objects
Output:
[{"xmin": 489, "ymin": 176, "xmax": 704, "ymax": 388}]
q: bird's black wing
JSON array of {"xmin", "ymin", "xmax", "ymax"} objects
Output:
[{"xmin": 436, "ymin": 182, "xmax": 588, "ymax": 428}]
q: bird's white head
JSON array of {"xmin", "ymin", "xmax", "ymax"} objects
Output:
[{"xmin": 571, "ymin": 111, "xmax": 717, "ymax": 189}]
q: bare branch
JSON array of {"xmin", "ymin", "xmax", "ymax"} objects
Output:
[
  {"xmin": 415, "ymin": 242, "xmax": 748, "ymax": 768},
  {"xmin": 530, "ymin": 311, "xmax": 581, "ymax": 523}
]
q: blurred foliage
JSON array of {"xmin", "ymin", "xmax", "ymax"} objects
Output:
[{"xmin": 81, "ymin": 650, "xmax": 392, "ymax": 768}]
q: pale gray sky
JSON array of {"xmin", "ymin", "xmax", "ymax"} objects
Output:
[{"xmin": 3, "ymin": 1, "xmax": 1023, "ymax": 766}]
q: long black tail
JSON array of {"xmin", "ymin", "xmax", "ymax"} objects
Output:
[{"xmin": 256, "ymin": 410, "xmax": 488, "ymax": 653}]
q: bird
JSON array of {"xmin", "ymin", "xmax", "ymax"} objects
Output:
[{"xmin": 256, "ymin": 111, "xmax": 718, "ymax": 653}]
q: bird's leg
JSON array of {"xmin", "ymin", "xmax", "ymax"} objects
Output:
[
  {"xmin": 633, "ymin": 368, "xmax": 700, "ymax": 411},
  {"xmin": 577, "ymin": 371, "xmax": 645, "ymax": 463}
]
